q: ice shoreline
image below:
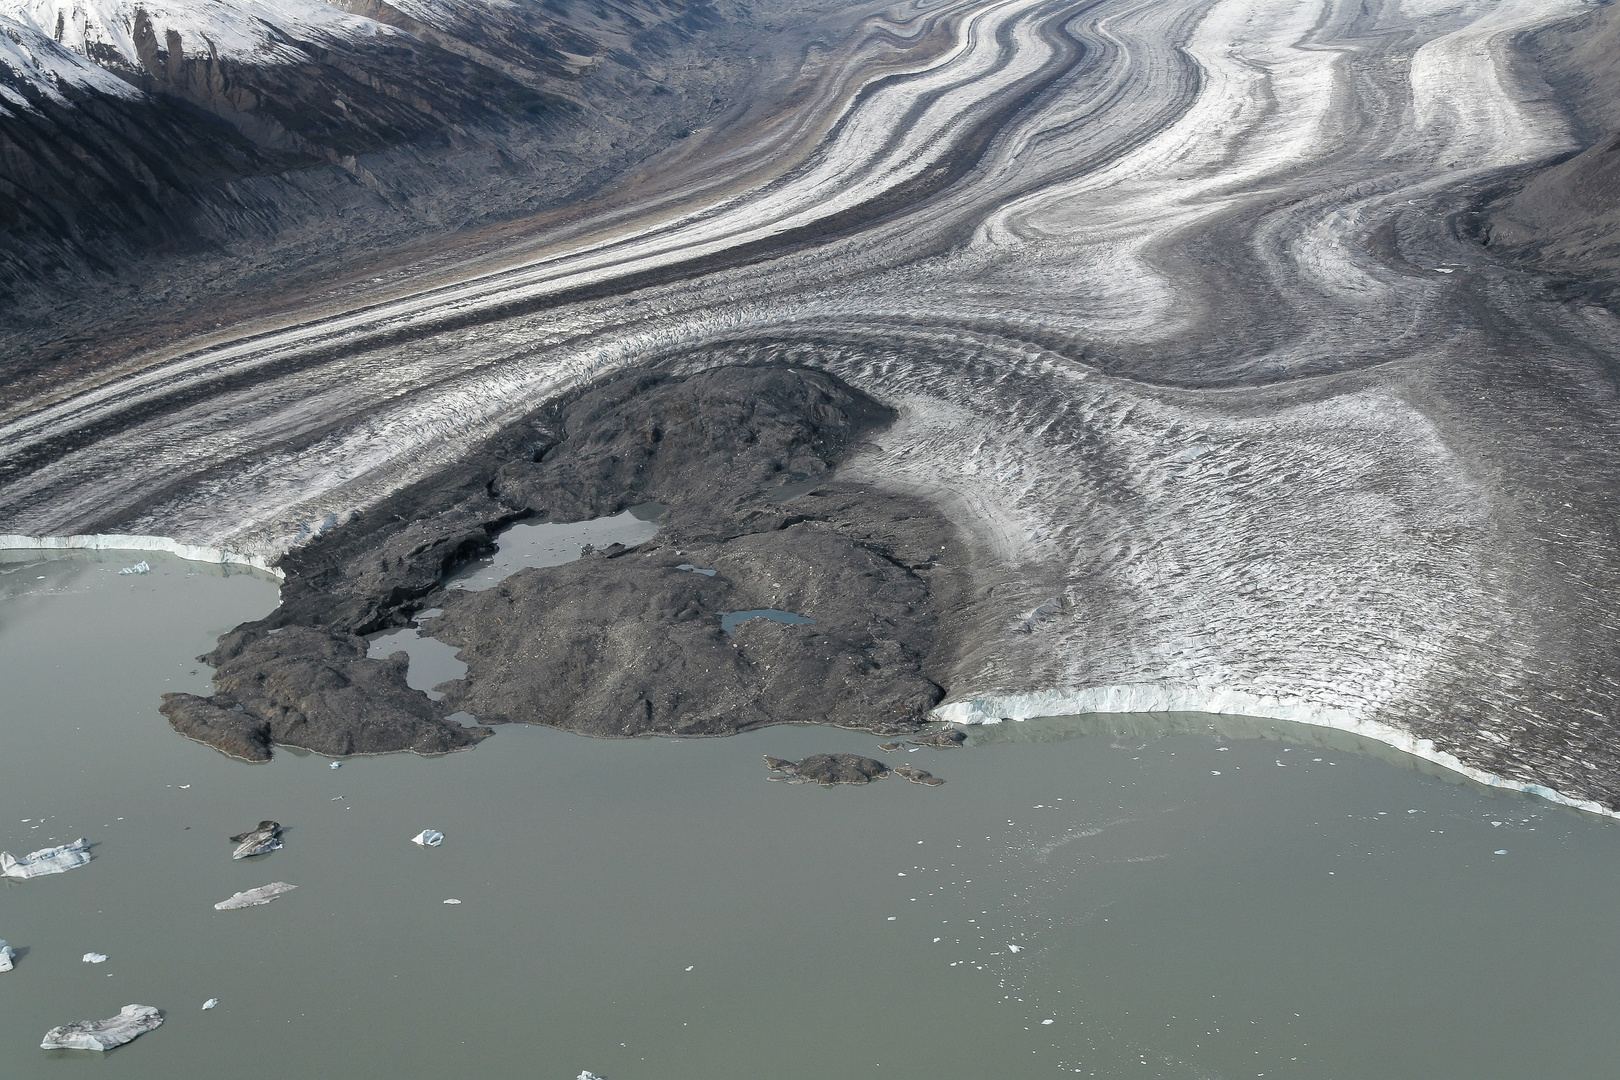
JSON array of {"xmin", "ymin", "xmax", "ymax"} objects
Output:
[
  {"xmin": 934, "ymin": 685, "xmax": 1619, "ymax": 820},
  {"xmin": 0, "ymin": 534, "xmax": 283, "ymax": 579}
]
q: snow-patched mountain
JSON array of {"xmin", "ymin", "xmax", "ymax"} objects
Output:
[
  {"xmin": 1, "ymin": 0, "xmax": 408, "ymax": 72},
  {"xmin": 0, "ymin": 9, "xmax": 139, "ymax": 109},
  {"xmin": 0, "ymin": 0, "xmax": 774, "ymax": 341}
]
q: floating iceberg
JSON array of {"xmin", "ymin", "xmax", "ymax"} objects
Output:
[
  {"xmin": 202, "ymin": 998, "xmax": 219, "ymax": 1010},
  {"xmin": 412, "ymin": 829, "xmax": 444, "ymax": 847},
  {"xmin": 229, "ymin": 821, "xmax": 282, "ymax": 859},
  {"xmin": 214, "ymin": 882, "xmax": 297, "ymax": 910},
  {"xmin": 0, "ymin": 940, "xmax": 14, "ymax": 972},
  {"xmin": 117, "ymin": 561, "xmax": 151, "ymax": 575},
  {"xmin": 40, "ymin": 1004, "xmax": 163, "ymax": 1050},
  {"xmin": 82, "ymin": 952, "xmax": 108, "ymax": 964},
  {"xmin": 1, "ymin": 838, "xmax": 92, "ymax": 879}
]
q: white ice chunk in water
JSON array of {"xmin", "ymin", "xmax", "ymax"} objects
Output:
[
  {"xmin": 40, "ymin": 1004, "xmax": 163, "ymax": 1050},
  {"xmin": 2, "ymin": 837, "xmax": 92, "ymax": 879},
  {"xmin": 117, "ymin": 561, "xmax": 151, "ymax": 575},
  {"xmin": 0, "ymin": 940, "xmax": 14, "ymax": 972},
  {"xmin": 202, "ymin": 998, "xmax": 219, "ymax": 1010},
  {"xmin": 1007, "ymin": 944, "xmax": 1023, "ymax": 953},
  {"xmin": 82, "ymin": 952, "xmax": 108, "ymax": 964},
  {"xmin": 214, "ymin": 882, "xmax": 297, "ymax": 910},
  {"xmin": 443, "ymin": 898, "xmax": 462, "ymax": 905},
  {"xmin": 578, "ymin": 1072, "xmax": 608, "ymax": 1080},
  {"xmin": 330, "ymin": 761, "xmax": 342, "ymax": 769},
  {"xmin": 412, "ymin": 829, "xmax": 445, "ymax": 847}
]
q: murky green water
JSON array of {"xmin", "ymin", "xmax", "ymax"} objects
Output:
[{"xmin": 4, "ymin": 549, "xmax": 1620, "ymax": 1078}]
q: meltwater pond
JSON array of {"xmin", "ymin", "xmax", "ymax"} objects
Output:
[{"xmin": 4, "ymin": 550, "xmax": 1620, "ymax": 1079}]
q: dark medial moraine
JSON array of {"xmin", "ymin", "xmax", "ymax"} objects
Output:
[{"xmin": 162, "ymin": 363, "xmax": 969, "ymax": 760}]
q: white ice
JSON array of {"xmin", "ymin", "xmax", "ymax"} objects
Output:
[
  {"xmin": 1, "ymin": 837, "xmax": 91, "ymax": 879},
  {"xmin": 40, "ymin": 1004, "xmax": 163, "ymax": 1051}
]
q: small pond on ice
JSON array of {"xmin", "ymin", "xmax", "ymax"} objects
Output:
[{"xmin": 3, "ymin": 548, "xmax": 1620, "ymax": 1079}]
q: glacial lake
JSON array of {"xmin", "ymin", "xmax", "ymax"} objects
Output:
[{"xmin": 3, "ymin": 548, "xmax": 1620, "ymax": 1078}]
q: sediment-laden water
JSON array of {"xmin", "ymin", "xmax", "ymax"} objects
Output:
[{"xmin": 4, "ymin": 548, "xmax": 1619, "ymax": 1078}]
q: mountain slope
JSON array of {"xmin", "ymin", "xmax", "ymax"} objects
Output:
[{"xmin": 0, "ymin": 0, "xmax": 791, "ymax": 357}]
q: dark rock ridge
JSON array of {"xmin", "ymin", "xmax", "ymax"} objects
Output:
[
  {"xmin": 165, "ymin": 363, "xmax": 968, "ymax": 759},
  {"xmin": 163, "ymin": 625, "xmax": 490, "ymax": 760},
  {"xmin": 893, "ymin": 764, "xmax": 944, "ymax": 786}
]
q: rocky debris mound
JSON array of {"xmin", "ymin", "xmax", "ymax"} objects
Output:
[
  {"xmin": 893, "ymin": 765, "xmax": 945, "ymax": 786},
  {"xmin": 914, "ymin": 727, "xmax": 967, "ymax": 748},
  {"xmin": 161, "ymin": 627, "xmax": 491, "ymax": 761},
  {"xmin": 764, "ymin": 753, "xmax": 891, "ymax": 786},
  {"xmin": 40, "ymin": 1004, "xmax": 163, "ymax": 1051},
  {"xmin": 176, "ymin": 365, "xmax": 966, "ymax": 756},
  {"xmin": 229, "ymin": 822, "xmax": 283, "ymax": 860}
]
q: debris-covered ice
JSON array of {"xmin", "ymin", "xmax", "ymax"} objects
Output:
[
  {"xmin": 1, "ymin": 838, "xmax": 92, "ymax": 879},
  {"xmin": 0, "ymin": 940, "xmax": 14, "ymax": 972},
  {"xmin": 117, "ymin": 561, "xmax": 151, "ymax": 575},
  {"xmin": 214, "ymin": 882, "xmax": 297, "ymax": 910},
  {"xmin": 40, "ymin": 1004, "xmax": 164, "ymax": 1050},
  {"xmin": 82, "ymin": 952, "xmax": 108, "ymax": 964},
  {"xmin": 412, "ymin": 829, "xmax": 444, "ymax": 847},
  {"xmin": 229, "ymin": 820, "xmax": 282, "ymax": 859}
]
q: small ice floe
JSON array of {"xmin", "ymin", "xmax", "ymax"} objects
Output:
[
  {"xmin": 2, "ymin": 838, "xmax": 92, "ymax": 879},
  {"xmin": 230, "ymin": 821, "xmax": 282, "ymax": 859},
  {"xmin": 202, "ymin": 999, "xmax": 218, "ymax": 1010},
  {"xmin": 40, "ymin": 1004, "xmax": 163, "ymax": 1050},
  {"xmin": 214, "ymin": 882, "xmax": 297, "ymax": 910},
  {"xmin": 1041, "ymin": 1018, "xmax": 1054, "ymax": 1025},
  {"xmin": 329, "ymin": 761, "xmax": 342, "ymax": 769},
  {"xmin": 1494, "ymin": 849, "xmax": 1507, "ymax": 856},
  {"xmin": 443, "ymin": 898, "xmax": 462, "ymax": 905},
  {"xmin": 578, "ymin": 1072, "xmax": 607, "ymax": 1080},
  {"xmin": 117, "ymin": 561, "xmax": 151, "ymax": 575},
  {"xmin": 1007, "ymin": 944, "xmax": 1023, "ymax": 954},
  {"xmin": 0, "ymin": 940, "xmax": 15, "ymax": 972},
  {"xmin": 412, "ymin": 829, "xmax": 444, "ymax": 847},
  {"xmin": 82, "ymin": 952, "xmax": 109, "ymax": 964},
  {"xmin": 685, "ymin": 965, "xmax": 694, "ymax": 972}
]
